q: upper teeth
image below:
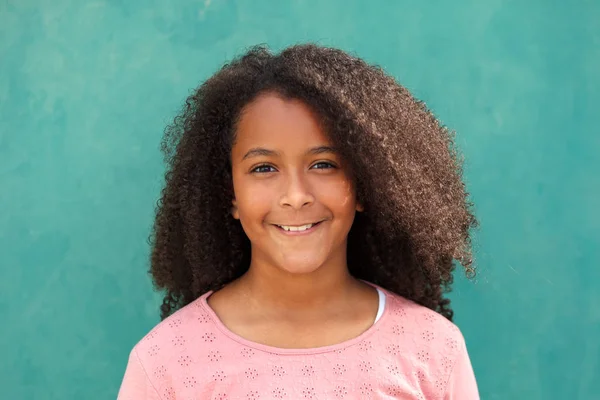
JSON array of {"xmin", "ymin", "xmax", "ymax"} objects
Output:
[{"xmin": 279, "ymin": 223, "xmax": 314, "ymax": 232}]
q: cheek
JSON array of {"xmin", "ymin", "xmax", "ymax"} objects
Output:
[
  {"xmin": 234, "ymin": 181, "xmax": 273, "ymax": 222},
  {"xmin": 318, "ymin": 179, "xmax": 357, "ymax": 212}
]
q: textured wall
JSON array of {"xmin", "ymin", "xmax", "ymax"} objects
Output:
[{"xmin": 1, "ymin": 1, "xmax": 599, "ymax": 398}]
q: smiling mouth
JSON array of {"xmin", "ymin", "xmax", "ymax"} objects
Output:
[{"xmin": 274, "ymin": 221, "xmax": 324, "ymax": 232}]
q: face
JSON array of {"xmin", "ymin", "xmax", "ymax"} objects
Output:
[{"xmin": 230, "ymin": 92, "xmax": 363, "ymax": 275}]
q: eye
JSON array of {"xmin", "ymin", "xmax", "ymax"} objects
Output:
[
  {"xmin": 251, "ymin": 164, "xmax": 277, "ymax": 173},
  {"xmin": 311, "ymin": 161, "xmax": 336, "ymax": 170}
]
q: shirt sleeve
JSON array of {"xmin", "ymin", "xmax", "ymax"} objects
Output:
[
  {"xmin": 443, "ymin": 338, "xmax": 480, "ymax": 400},
  {"xmin": 117, "ymin": 348, "xmax": 161, "ymax": 400}
]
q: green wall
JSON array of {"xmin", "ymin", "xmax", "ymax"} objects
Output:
[{"xmin": 1, "ymin": 1, "xmax": 598, "ymax": 398}]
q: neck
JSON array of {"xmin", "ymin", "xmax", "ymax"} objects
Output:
[{"xmin": 235, "ymin": 255, "xmax": 361, "ymax": 318}]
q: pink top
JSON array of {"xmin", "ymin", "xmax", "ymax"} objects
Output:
[{"xmin": 117, "ymin": 284, "xmax": 479, "ymax": 399}]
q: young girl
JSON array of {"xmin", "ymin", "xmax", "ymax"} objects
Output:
[{"xmin": 117, "ymin": 44, "xmax": 479, "ymax": 399}]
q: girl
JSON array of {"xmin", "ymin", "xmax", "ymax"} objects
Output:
[{"xmin": 117, "ymin": 44, "xmax": 479, "ymax": 399}]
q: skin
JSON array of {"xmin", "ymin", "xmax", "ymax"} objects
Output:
[{"xmin": 208, "ymin": 92, "xmax": 378, "ymax": 349}]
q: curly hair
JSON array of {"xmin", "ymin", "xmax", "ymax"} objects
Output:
[{"xmin": 150, "ymin": 44, "xmax": 477, "ymax": 321}]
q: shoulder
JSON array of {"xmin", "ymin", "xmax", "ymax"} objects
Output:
[
  {"xmin": 384, "ymin": 290, "xmax": 464, "ymax": 344},
  {"xmin": 130, "ymin": 292, "xmax": 213, "ymax": 361},
  {"xmin": 119, "ymin": 292, "xmax": 232, "ymax": 398},
  {"xmin": 376, "ymin": 289, "xmax": 470, "ymax": 396}
]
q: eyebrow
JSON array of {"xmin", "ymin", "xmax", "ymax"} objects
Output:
[
  {"xmin": 242, "ymin": 146, "xmax": 338, "ymax": 161},
  {"xmin": 308, "ymin": 146, "xmax": 337, "ymax": 156},
  {"xmin": 242, "ymin": 148, "xmax": 279, "ymax": 160}
]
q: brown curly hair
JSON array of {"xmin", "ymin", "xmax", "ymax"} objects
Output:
[{"xmin": 150, "ymin": 43, "xmax": 478, "ymax": 321}]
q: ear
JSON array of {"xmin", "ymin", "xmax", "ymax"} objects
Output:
[
  {"xmin": 231, "ymin": 199, "xmax": 240, "ymax": 219},
  {"xmin": 356, "ymin": 202, "xmax": 364, "ymax": 212}
]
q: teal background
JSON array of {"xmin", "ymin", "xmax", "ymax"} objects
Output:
[{"xmin": 1, "ymin": 0, "xmax": 599, "ymax": 398}]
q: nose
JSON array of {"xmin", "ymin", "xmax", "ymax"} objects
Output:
[{"xmin": 279, "ymin": 171, "xmax": 315, "ymax": 209}]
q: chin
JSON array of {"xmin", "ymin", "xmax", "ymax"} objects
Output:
[{"xmin": 276, "ymin": 255, "xmax": 326, "ymax": 275}]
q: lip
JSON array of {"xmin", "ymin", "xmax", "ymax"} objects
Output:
[{"xmin": 271, "ymin": 220, "xmax": 325, "ymax": 236}]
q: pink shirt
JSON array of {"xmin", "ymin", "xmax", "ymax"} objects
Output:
[{"xmin": 117, "ymin": 284, "xmax": 479, "ymax": 399}]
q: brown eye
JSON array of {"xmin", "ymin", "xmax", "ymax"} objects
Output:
[
  {"xmin": 251, "ymin": 164, "xmax": 277, "ymax": 173},
  {"xmin": 311, "ymin": 162, "xmax": 336, "ymax": 170}
]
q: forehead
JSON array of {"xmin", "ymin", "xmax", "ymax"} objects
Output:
[{"xmin": 233, "ymin": 93, "xmax": 332, "ymax": 152}]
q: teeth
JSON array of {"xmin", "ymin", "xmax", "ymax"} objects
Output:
[{"xmin": 279, "ymin": 223, "xmax": 314, "ymax": 232}]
